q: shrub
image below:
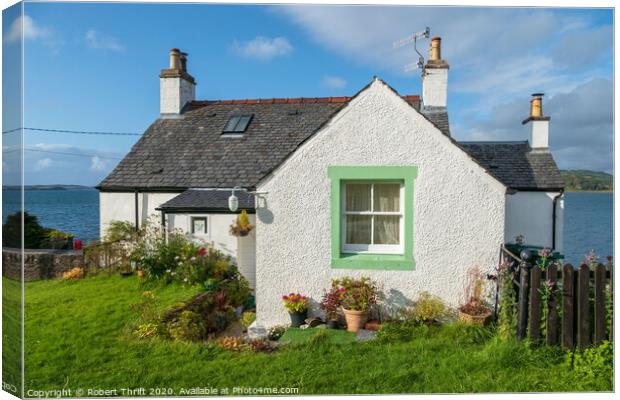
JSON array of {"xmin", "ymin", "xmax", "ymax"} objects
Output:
[
  {"xmin": 410, "ymin": 291, "xmax": 447, "ymax": 325},
  {"xmin": 241, "ymin": 312, "xmax": 256, "ymax": 329},
  {"xmin": 168, "ymin": 310, "xmax": 207, "ymax": 342},
  {"xmin": 267, "ymin": 325, "xmax": 287, "ymax": 341},
  {"xmin": 332, "ymin": 276, "xmax": 378, "ymax": 311},
  {"xmin": 247, "ymin": 338, "xmax": 274, "ymax": 352},
  {"xmin": 282, "ymin": 293, "xmax": 308, "ymax": 313},
  {"xmin": 569, "ymin": 341, "xmax": 613, "ymax": 382},
  {"xmin": 320, "ymin": 287, "xmax": 341, "ymax": 321},
  {"xmin": 2, "ymin": 211, "xmax": 73, "ymax": 249},
  {"xmin": 133, "ymin": 322, "xmax": 162, "ymax": 339},
  {"xmin": 217, "ymin": 336, "xmax": 243, "ymax": 351},
  {"xmin": 62, "ymin": 267, "xmax": 84, "ymax": 280},
  {"xmin": 224, "ymin": 276, "xmax": 251, "ymax": 308},
  {"xmin": 459, "ymin": 266, "xmax": 491, "ymax": 315},
  {"xmin": 104, "ymin": 220, "xmax": 137, "ymax": 243}
]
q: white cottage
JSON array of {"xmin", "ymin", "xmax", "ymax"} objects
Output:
[{"xmin": 98, "ymin": 39, "xmax": 565, "ymax": 327}]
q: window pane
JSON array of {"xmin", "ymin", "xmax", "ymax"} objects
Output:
[
  {"xmin": 374, "ymin": 215, "xmax": 400, "ymax": 244},
  {"xmin": 346, "ymin": 215, "xmax": 371, "ymax": 244},
  {"xmin": 373, "ymin": 183, "xmax": 400, "ymax": 212},
  {"xmin": 346, "ymin": 183, "xmax": 371, "ymax": 211},
  {"xmin": 223, "ymin": 116, "xmax": 240, "ymax": 132},
  {"xmin": 234, "ymin": 115, "xmax": 252, "ymax": 132},
  {"xmin": 192, "ymin": 218, "xmax": 206, "ymax": 234}
]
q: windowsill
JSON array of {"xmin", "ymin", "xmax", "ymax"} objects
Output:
[{"xmin": 331, "ymin": 252, "xmax": 415, "ymax": 270}]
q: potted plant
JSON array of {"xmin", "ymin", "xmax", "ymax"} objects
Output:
[
  {"xmin": 458, "ymin": 266, "xmax": 492, "ymax": 326},
  {"xmin": 282, "ymin": 292, "xmax": 308, "ymax": 327},
  {"xmin": 320, "ymin": 287, "xmax": 341, "ymax": 329},
  {"xmin": 230, "ymin": 209, "xmax": 254, "ymax": 237},
  {"xmin": 333, "ymin": 276, "xmax": 378, "ymax": 332}
]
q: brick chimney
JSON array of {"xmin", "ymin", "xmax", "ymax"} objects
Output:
[
  {"xmin": 160, "ymin": 48, "xmax": 196, "ymax": 115},
  {"xmin": 522, "ymin": 93, "xmax": 550, "ymax": 151},
  {"xmin": 422, "ymin": 37, "xmax": 449, "ymax": 110}
]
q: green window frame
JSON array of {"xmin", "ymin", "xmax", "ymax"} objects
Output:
[{"xmin": 328, "ymin": 166, "xmax": 417, "ymax": 270}]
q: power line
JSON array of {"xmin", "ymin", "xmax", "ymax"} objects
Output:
[
  {"xmin": 2, "ymin": 127, "xmax": 141, "ymax": 136},
  {"xmin": 24, "ymin": 148, "xmax": 122, "ymax": 160}
]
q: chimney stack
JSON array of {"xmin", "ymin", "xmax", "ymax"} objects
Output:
[
  {"xmin": 422, "ymin": 37, "xmax": 449, "ymax": 111},
  {"xmin": 522, "ymin": 93, "xmax": 550, "ymax": 150},
  {"xmin": 160, "ymin": 48, "xmax": 196, "ymax": 115}
]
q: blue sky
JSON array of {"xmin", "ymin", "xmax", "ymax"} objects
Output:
[{"xmin": 2, "ymin": 3, "xmax": 614, "ymax": 185}]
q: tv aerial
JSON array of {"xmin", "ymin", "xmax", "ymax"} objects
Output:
[{"xmin": 393, "ymin": 27, "xmax": 431, "ymax": 72}]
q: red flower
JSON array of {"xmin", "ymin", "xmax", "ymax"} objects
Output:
[
  {"xmin": 282, "ymin": 295, "xmax": 288, "ymax": 300},
  {"xmin": 338, "ymin": 287, "xmax": 346, "ymax": 293},
  {"xmin": 198, "ymin": 248, "xmax": 207, "ymax": 257}
]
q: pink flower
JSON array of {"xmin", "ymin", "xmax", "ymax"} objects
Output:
[
  {"xmin": 289, "ymin": 292, "xmax": 295, "ymax": 297},
  {"xmin": 290, "ymin": 297, "xmax": 297, "ymax": 303},
  {"xmin": 282, "ymin": 295, "xmax": 288, "ymax": 300},
  {"xmin": 338, "ymin": 287, "xmax": 346, "ymax": 293}
]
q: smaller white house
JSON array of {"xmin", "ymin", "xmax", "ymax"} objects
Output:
[{"xmin": 98, "ymin": 39, "xmax": 565, "ymax": 327}]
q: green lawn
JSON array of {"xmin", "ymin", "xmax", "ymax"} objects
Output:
[{"xmin": 9, "ymin": 274, "xmax": 611, "ymax": 395}]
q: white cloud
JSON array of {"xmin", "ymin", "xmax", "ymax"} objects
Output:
[
  {"xmin": 3, "ymin": 15, "xmax": 61, "ymax": 50},
  {"xmin": 90, "ymin": 156, "xmax": 106, "ymax": 171},
  {"xmin": 34, "ymin": 158, "xmax": 53, "ymax": 170},
  {"xmin": 322, "ymin": 75, "xmax": 347, "ymax": 89},
  {"xmin": 457, "ymin": 78, "xmax": 613, "ymax": 173},
  {"xmin": 85, "ymin": 29, "xmax": 125, "ymax": 52},
  {"xmin": 231, "ymin": 36, "xmax": 293, "ymax": 61}
]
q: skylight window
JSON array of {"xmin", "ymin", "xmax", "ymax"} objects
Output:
[{"xmin": 223, "ymin": 114, "xmax": 253, "ymax": 134}]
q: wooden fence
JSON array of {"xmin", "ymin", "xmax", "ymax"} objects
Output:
[{"xmin": 511, "ymin": 261, "xmax": 613, "ymax": 348}]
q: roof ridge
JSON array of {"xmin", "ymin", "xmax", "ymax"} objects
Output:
[{"xmin": 191, "ymin": 94, "xmax": 420, "ymax": 105}]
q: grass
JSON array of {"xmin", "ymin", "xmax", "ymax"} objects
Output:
[
  {"xmin": 280, "ymin": 327, "xmax": 357, "ymax": 345},
  {"xmin": 2, "ymin": 277, "xmax": 22, "ymax": 396},
  {"xmin": 6, "ymin": 274, "xmax": 611, "ymax": 395}
]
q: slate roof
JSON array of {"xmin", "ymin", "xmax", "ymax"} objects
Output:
[
  {"xmin": 459, "ymin": 141, "xmax": 564, "ymax": 190},
  {"xmin": 98, "ymin": 88, "xmax": 561, "ymax": 192},
  {"xmin": 157, "ymin": 189, "xmax": 255, "ymax": 212}
]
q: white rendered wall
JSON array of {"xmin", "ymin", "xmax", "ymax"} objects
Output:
[
  {"xmin": 422, "ymin": 68, "xmax": 448, "ymax": 108},
  {"xmin": 505, "ymin": 191, "xmax": 563, "ymax": 252},
  {"xmin": 160, "ymin": 77, "xmax": 195, "ymax": 114},
  {"xmin": 254, "ymin": 79, "xmax": 506, "ymax": 327},
  {"xmin": 530, "ymin": 120, "xmax": 549, "ymax": 149},
  {"xmin": 99, "ymin": 192, "xmax": 178, "ymax": 238}
]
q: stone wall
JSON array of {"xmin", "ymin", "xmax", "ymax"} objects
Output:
[{"xmin": 2, "ymin": 248, "xmax": 83, "ymax": 281}]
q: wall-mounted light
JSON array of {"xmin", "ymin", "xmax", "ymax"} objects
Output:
[{"xmin": 228, "ymin": 186, "xmax": 240, "ymax": 212}]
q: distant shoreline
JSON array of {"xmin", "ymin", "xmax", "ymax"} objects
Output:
[{"xmin": 3, "ymin": 185, "xmax": 95, "ymax": 191}]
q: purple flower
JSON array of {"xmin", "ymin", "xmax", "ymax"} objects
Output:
[
  {"xmin": 538, "ymin": 247, "xmax": 551, "ymax": 258},
  {"xmin": 584, "ymin": 249, "xmax": 598, "ymax": 266}
]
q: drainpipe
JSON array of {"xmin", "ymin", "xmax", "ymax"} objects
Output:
[
  {"xmin": 552, "ymin": 190, "xmax": 564, "ymax": 250},
  {"xmin": 134, "ymin": 189, "xmax": 139, "ymax": 231}
]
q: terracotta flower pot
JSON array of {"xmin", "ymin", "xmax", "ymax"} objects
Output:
[
  {"xmin": 458, "ymin": 309, "xmax": 492, "ymax": 326},
  {"xmin": 343, "ymin": 308, "xmax": 368, "ymax": 332},
  {"xmin": 364, "ymin": 319, "xmax": 382, "ymax": 331}
]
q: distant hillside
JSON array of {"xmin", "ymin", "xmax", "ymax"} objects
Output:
[
  {"xmin": 561, "ymin": 170, "xmax": 613, "ymax": 192},
  {"xmin": 3, "ymin": 185, "xmax": 94, "ymax": 191}
]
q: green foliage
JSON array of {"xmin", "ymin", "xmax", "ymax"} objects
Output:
[
  {"xmin": 2, "ymin": 211, "xmax": 72, "ymax": 249},
  {"xmin": 409, "ymin": 291, "xmax": 447, "ymax": 325},
  {"xmin": 566, "ymin": 341, "xmax": 613, "ymax": 389},
  {"xmin": 375, "ymin": 321, "xmax": 419, "ymax": 343},
  {"xmin": 18, "ymin": 275, "xmax": 613, "ymax": 394},
  {"xmin": 331, "ymin": 276, "xmax": 378, "ymax": 312},
  {"xmin": 240, "ymin": 311, "xmax": 256, "ymax": 329},
  {"xmin": 224, "ymin": 275, "xmax": 251, "ymax": 308},
  {"xmin": 497, "ymin": 258, "xmax": 517, "ymax": 341},
  {"xmin": 133, "ymin": 322, "xmax": 162, "ymax": 339},
  {"xmin": 267, "ymin": 325, "xmax": 287, "ymax": 341},
  {"xmin": 561, "ymin": 170, "xmax": 613, "ymax": 192},
  {"xmin": 104, "ymin": 220, "xmax": 137, "ymax": 243},
  {"xmin": 168, "ymin": 310, "xmax": 207, "ymax": 342}
]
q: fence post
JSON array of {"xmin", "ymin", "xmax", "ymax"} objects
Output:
[
  {"xmin": 517, "ymin": 264, "xmax": 529, "ymax": 341},
  {"xmin": 578, "ymin": 264, "xmax": 591, "ymax": 349},
  {"xmin": 546, "ymin": 264, "xmax": 558, "ymax": 346},
  {"xmin": 562, "ymin": 264, "xmax": 575, "ymax": 349},
  {"xmin": 594, "ymin": 263, "xmax": 606, "ymax": 344},
  {"xmin": 529, "ymin": 265, "xmax": 542, "ymax": 343}
]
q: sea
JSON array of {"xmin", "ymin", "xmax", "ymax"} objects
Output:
[{"xmin": 1, "ymin": 189, "xmax": 614, "ymax": 265}]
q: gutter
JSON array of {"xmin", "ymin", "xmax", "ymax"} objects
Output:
[
  {"xmin": 134, "ymin": 189, "xmax": 139, "ymax": 231},
  {"xmin": 552, "ymin": 190, "xmax": 564, "ymax": 250}
]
